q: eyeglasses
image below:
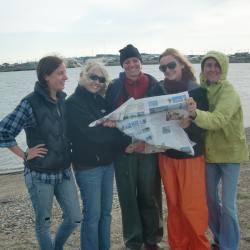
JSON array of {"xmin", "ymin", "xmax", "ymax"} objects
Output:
[
  {"xmin": 89, "ymin": 74, "xmax": 106, "ymax": 83},
  {"xmin": 159, "ymin": 61, "xmax": 177, "ymax": 72}
]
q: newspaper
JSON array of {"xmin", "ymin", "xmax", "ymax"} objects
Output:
[{"xmin": 89, "ymin": 91, "xmax": 194, "ymax": 155}]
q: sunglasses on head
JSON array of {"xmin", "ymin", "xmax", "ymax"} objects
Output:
[
  {"xmin": 89, "ymin": 74, "xmax": 106, "ymax": 83},
  {"xmin": 159, "ymin": 61, "xmax": 177, "ymax": 72}
]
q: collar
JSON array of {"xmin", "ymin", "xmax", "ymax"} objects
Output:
[{"xmin": 34, "ymin": 81, "xmax": 66, "ymax": 104}]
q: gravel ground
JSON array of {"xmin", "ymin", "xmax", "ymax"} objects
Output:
[{"xmin": 1, "ymin": 128, "xmax": 250, "ymax": 250}]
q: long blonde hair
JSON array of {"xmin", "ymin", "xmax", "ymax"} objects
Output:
[{"xmin": 159, "ymin": 48, "xmax": 196, "ymax": 81}]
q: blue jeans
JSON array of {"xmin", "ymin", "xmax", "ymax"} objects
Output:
[
  {"xmin": 24, "ymin": 170, "xmax": 82, "ymax": 250},
  {"xmin": 75, "ymin": 164, "xmax": 114, "ymax": 250},
  {"xmin": 206, "ymin": 163, "xmax": 240, "ymax": 250}
]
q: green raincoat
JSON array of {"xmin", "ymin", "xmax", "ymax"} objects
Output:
[{"xmin": 194, "ymin": 51, "xmax": 249, "ymax": 163}]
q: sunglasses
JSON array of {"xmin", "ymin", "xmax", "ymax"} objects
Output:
[
  {"xmin": 89, "ymin": 74, "xmax": 106, "ymax": 83},
  {"xmin": 159, "ymin": 61, "xmax": 177, "ymax": 72}
]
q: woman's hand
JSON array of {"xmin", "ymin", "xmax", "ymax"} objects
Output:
[
  {"xmin": 179, "ymin": 117, "xmax": 191, "ymax": 129},
  {"xmin": 187, "ymin": 97, "xmax": 197, "ymax": 118},
  {"xmin": 125, "ymin": 144, "xmax": 134, "ymax": 153},
  {"xmin": 102, "ymin": 119, "xmax": 116, "ymax": 128},
  {"xmin": 125, "ymin": 142, "xmax": 146, "ymax": 154},
  {"xmin": 133, "ymin": 142, "xmax": 145, "ymax": 153},
  {"xmin": 26, "ymin": 144, "xmax": 48, "ymax": 160}
]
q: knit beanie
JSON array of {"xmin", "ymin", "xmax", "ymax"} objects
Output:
[{"xmin": 119, "ymin": 44, "xmax": 142, "ymax": 67}]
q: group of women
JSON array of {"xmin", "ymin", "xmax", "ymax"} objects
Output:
[{"xmin": 0, "ymin": 44, "xmax": 248, "ymax": 250}]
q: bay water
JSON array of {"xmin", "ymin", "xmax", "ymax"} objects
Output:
[{"xmin": 0, "ymin": 64, "xmax": 249, "ymax": 173}]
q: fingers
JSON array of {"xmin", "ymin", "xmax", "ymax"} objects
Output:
[
  {"xmin": 133, "ymin": 142, "xmax": 145, "ymax": 153},
  {"xmin": 179, "ymin": 117, "xmax": 191, "ymax": 128},
  {"xmin": 187, "ymin": 97, "xmax": 197, "ymax": 112},
  {"xmin": 125, "ymin": 144, "xmax": 134, "ymax": 153},
  {"xmin": 27, "ymin": 144, "xmax": 48, "ymax": 160},
  {"xmin": 103, "ymin": 120, "xmax": 116, "ymax": 128}
]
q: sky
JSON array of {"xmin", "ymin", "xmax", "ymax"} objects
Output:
[{"xmin": 0, "ymin": 0, "xmax": 250, "ymax": 64}]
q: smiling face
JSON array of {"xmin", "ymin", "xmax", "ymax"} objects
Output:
[
  {"xmin": 83, "ymin": 67, "xmax": 106, "ymax": 94},
  {"xmin": 159, "ymin": 55, "xmax": 184, "ymax": 81},
  {"xmin": 202, "ymin": 58, "xmax": 221, "ymax": 82},
  {"xmin": 45, "ymin": 63, "xmax": 68, "ymax": 93},
  {"xmin": 123, "ymin": 57, "xmax": 142, "ymax": 80}
]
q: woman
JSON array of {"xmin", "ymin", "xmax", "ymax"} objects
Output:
[
  {"xmin": 105, "ymin": 44, "xmax": 163, "ymax": 250},
  {"xmin": 187, "ymin": 51, "xmax": 249, "ymax": 250},
  {"xmin": 0, "ymin": 56, "xmax": 82, "ymax": 250},
  {"xmin": 66, "ymin": 61, "xmax": 124, "ymax": 250},
  {"xmin": 156, "ymin": 48, "xmax": 210, "ymax": 250}
]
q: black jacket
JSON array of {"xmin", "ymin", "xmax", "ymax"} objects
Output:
[
  {"xmin": 66, "ymin": 85, "xmax": 127, "ymax": 170},
  {"xmin": 105, "ymin": 72, "xmax": 160, "ymax": 149},
  {"xmin": 24, "ymin": 82, "xmax": 71, "ymax": 172},
  {"xmin": 105, "ymin": 72, "xmax": 159, "ymax": 112},
  {"xmin": 151, "ymin": 80, "xmax": 208, "ymax": 159}
]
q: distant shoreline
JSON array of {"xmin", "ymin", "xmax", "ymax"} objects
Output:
[
  {"xmin": 1, "ymin": 52, "xmax": 250, "ymax": 73},
  {"xmin": 0, "ymin": 61, "xmax": 249, "ymax": 73}
]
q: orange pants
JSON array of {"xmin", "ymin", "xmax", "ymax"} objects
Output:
[{"xmin": 159, "ymin": 155, "xmax": 209, "ymax": 250}]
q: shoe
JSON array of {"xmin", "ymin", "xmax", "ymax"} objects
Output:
[
  {"xmin": 211, "ymin": 243, "xmax": 220, "ymax": 250},
  {"xmin": 144, "ymin": 243, "xmax": 163, "ymax": 250}
]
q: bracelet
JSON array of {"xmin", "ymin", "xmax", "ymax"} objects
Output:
[{"xmin": 23, "ymin": 149, "xmax": 29, "ymax": 161}]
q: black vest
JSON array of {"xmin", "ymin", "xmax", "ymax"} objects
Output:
[{"xmin": 24, "ymin": 82, "xmax": 71, "ymax": 172}]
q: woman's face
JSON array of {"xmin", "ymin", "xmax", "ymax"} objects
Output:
[
  {"xmin": 203, "ymin": 58, "xmax": 221, "ymax": 82},
  {"xmin": 159, "ymin": 55, "xmax": 184, "ymax": 81},
  {"xmin": 45, "ymin": 63, "xmax": 68, "ymax": 92},
  {"xmin": 84, "ymin": 67, "xmax": 106, "ymax": 94},
  {"xmin": 123, "ymin": 57, "xmax": 142, "ymax": 79}
]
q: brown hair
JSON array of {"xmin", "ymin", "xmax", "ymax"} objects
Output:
[{"xmin": 37, "ymin": 56, "xmax": 64, "ymax": 85}]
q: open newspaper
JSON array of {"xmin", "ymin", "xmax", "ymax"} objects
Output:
[{"xmin": 89, "ymin": 91, "xmax": 194, "ymax": 155}]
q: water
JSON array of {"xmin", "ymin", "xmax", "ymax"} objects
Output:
[{"xmin": 0, "ymin": 64, "xmax": 250, "ymax": 173}]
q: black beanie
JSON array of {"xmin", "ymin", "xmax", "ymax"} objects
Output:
[{"xmin": 119, "ymin": 44, "xmax": 142, "ymax": 67}]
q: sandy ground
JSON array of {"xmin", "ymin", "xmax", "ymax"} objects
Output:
[{"xmin": 1, "ymin": 128, "xmax": 250, "ymax": 250}]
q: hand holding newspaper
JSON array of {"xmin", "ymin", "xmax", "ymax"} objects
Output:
[{"xmin": 89, "ymin": 91, "xmax": 194, "ymax": 155}]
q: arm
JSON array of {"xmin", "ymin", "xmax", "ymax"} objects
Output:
[
  {"xmin": 0, "ymin": 100, "xmax": 33, "ymax": 147},
  {"xmin": 188, "ymin": 85, "xmax": 240, "ymax": 130},
  {"xmin": 0, "ymin": 100, "xmax": 47, "ymax": 160},
  {"xmin": 66, "ymin": 98, "xmax": 119, "ymax": 144},
  {"xmin": 9, "ymin": 145, "xmax": 27, "ymax": 159}
]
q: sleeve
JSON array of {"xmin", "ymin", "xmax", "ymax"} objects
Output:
[
  {"xmin": 0, "ymin": 100, "xmax": 35, "ymax": 147},
  {"xmin": 194, "ymin": 85, "xmax": 240, "ymax": 130},
  {"xmin": 66, "ymin": 98, "xmax": 117, "ymax": 144},
  {"xmin": 185, "ymin": 88, "xmax": 208, "ymax": 136}
]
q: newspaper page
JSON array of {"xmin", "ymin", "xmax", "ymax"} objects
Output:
[
  {"xmin": 89, "ymin": 98, "xmax": 135, "ymax": 127},
  {"xmin": 89, "ymin": 91, "xmax": 194, "ymax": 155},
  {"xmin": 117, "ymin": 112, "xmax": 194, "ymax": 155}
]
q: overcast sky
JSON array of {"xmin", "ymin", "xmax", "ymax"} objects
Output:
[{"xmin": 0, "ymin": 0, "xmax": 250, "ymax": 63}]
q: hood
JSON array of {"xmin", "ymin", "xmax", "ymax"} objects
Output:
[{"xmin": 200, "ymin": 50, "xmax": 229, "ymax": 86}]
